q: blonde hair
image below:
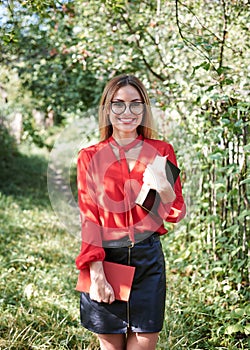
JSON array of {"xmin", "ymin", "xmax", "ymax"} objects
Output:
[{"xmin": 99, "ymin": 74, "xmax": 156, "ymax": 140}]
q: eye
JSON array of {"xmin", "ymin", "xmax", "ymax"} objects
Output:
[
  {"xmin": 131, "ymin": 102, "xmax": 141, "ymax": 107},
  {"xmin": 112, "ymin": 102, "xmax": 124, "ymax": 109},
  {"xmin": 110, "ymin": 101, "xmax": 126, "ymax": 115},
  {"xmin": 130, "ymin": 102, "xmax": 144, "ymax": 115}
]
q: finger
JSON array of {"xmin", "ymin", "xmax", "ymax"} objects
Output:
[
  {"xmin": 101, "ymin": 295, "xmax": 113, "ymax": 304},
  {"xmin": 91, "ymin": 295, "xmax": 101, "ymax": 302},
  {"xmin": 109, "ymin": 291, "xmax": 115, "ymax": 304},
  {"xmin": 105, "ymin": 284, "xmax": 115, "ymax": 303}
]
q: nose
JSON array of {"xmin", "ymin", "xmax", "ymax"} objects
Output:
[{"xmin": 123, "ymin": 103, "xmax": 131, "ymax": 115}]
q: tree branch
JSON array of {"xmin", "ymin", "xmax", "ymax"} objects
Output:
[
  {"xmin": 121, "ymin": 13, "xmax": 166, "ymax": 82},
  {"xmin": 175, "ymin": 1, "xmax": 209, "ymax": 59},
  {"xmin": 175, "ymin": 0, "xmax": 217, "ymax": 71},
  {"xmin": 177, "ymin": 0, "xmax": 241, "ymax": 58},
  {"xmin": 219, "ymin": 0, "xmax": 228, "ymax": 70},
  {"xmin": 178, "ymin": 0, "xmax": 222, "ymax": 42}
]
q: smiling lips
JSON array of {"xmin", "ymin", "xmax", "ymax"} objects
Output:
[{"xmin": 117, "ymin": 117, "xmax": 138, "ymax": 124}]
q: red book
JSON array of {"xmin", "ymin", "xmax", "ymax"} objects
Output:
[{"xmin": 75, "ymin": 261, "xmax": 136, "ymax": 302}]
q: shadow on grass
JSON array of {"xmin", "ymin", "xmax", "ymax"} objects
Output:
[{"xmin": 0, "ymin": 147, "xmax": 50, "ymax": 209}]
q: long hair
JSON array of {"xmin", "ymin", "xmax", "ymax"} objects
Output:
[{"xmin": 99, "ymin": 74, "xmax": 156, "ymax": 140}]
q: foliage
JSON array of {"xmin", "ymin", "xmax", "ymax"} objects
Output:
[
  {"xmin": 0, "ymin": 0, "xmax": 104, "ymax": 123},
  {"xmin": 0, "ymin": 0, "xmax": 249, "ymax": 348}
]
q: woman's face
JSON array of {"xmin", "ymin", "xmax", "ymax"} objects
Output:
[{"xmin": 109, "ymin": 85, "xmax": 144, "ymax": 139}]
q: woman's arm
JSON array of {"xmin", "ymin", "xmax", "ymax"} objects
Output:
[
  {"xmin": 76, "ymin": 149, "xmax": 115, "ymax": 303},
  {"xmin": 75, "ymin": 149, "xmax": 105, "ymax": 269},
  {"xmin": 158, "ymin": 145, "xmax": 186, "ymax": 223}
]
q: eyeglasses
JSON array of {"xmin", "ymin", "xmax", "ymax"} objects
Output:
[{"xmin": 110, "ymin": 101, "xmax": 145, "ymax": 115}]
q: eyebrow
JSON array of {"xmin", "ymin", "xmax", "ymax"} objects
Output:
[{"xmin": 112, "ymin": 98, "xmax": 143, "ymax": 102}]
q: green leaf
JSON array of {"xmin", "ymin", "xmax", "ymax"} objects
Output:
[
  {"xmin": 237, "ymin": 103, "xmax": 250, "ymax": 112},
  {"xmin": 243, "ymin": 144, "xmax": 250, "ymax": 151},
  {"xmin": 238, "ymin": 209, "xmax": 250, "ymax": 220},
  {"xmin": 221, "ymin": 118, "xmax": 230, "ymax": 125},
  {"xmin": 230, "ymin": 308, "xmax": 245, "ymax": 319},
  {"xmin": 225, "ymin": 324, "xmax": 243, "ymax": 335},
  {"xmin": 192, "ymin": 61, "xmax": 210, "ymax": 75},
  {"xmin": 208, "ymin": 152, "xmax": 223, "ymax": 160},
  {"xmin": 223, "ymin": 224, "xmax": 239, "ymax": 234},
  {"xmin": 217, "ymin": 66, "xmax": 232, "ymax": 75},
  {"xmin": 244, "ymin": 324, "xmax": 250, "ymax": 335},
  {"xmin": 240, "ymin": 178, "xmax": 250, "ymax": 185}
]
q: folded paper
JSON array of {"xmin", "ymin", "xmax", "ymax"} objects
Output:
[{"xmin": 135, "ymin": 155, "xmax": 180, "ymax": 214}]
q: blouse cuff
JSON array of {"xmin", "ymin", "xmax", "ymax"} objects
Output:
[
  {"xmin": 164, "ymin": 202, "xmax": 186, "ymax": 223},
  {"xmin": 75, "ymin": 245, "xmax": 105, "ymax": 270}
]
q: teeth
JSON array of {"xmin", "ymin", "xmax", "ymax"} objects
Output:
[{"xmin": 118, "ymin": 118, "xmax": 136, "ymax": 123}]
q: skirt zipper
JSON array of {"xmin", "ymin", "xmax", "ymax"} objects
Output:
[{"xmin": 127, "ymin": 244, "xmax": 133, "ymax": 328}]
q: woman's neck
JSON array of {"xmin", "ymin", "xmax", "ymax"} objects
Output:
[{"xmin": 112, "ymin": 131, "xmax": 138, "ymax": 146}]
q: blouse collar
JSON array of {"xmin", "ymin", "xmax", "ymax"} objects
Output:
[{"xmin": 109, "ymin": 134, "xmax": 143, "ymax": 152}]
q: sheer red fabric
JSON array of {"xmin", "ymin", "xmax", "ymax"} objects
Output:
[{"xmin": 75, "ymin": 136, "xmax": 186, "ymax": 270}]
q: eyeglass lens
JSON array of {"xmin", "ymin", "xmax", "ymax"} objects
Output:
[{"xmin": 111, "ymin": 102, "xmax": 144, "ymax": 115}]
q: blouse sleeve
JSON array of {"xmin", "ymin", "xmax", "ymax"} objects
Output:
[
  {"xmin": 157, "ymin": 144, "xmax": 186, "ymax": 223},
  {"xmin": 75, "ymin": 149, "xmax": 105, "ymax": 270}
]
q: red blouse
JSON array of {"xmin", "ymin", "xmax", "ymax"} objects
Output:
[{"xmin": 75, "ymin": 136, "xmax": 186, "ymax": 270}]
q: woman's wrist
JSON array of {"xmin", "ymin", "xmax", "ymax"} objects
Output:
[{"xmin": 89, "ymin": 261, "xmax": 106, "ymax": 283}]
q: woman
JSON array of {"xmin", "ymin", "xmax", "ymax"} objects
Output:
[{"xmin": 76, "ymin": 74, "xmax": 186, "ymax": 350}]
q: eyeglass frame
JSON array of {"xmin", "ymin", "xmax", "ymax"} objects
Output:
[{"xmin": 110, "ymin": 101, "xmax": 145, "ymax": 116}]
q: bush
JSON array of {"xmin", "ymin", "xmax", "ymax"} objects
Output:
[{"xmin": 0, "ymin": 121, "xmax": 18, "ymax": 160}]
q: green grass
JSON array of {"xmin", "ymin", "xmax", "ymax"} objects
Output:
[
  {"xmin": 0, "ymin": 144, "xmax": 249, "ymax": 349},
  {"xmin": 0, "ymin": 145, "xmax": 98, "ymax": 349}
]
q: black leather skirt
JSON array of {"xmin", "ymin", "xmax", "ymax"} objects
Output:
[{"xmin": 79, "ymin": 233, "xmax": 166, "ymax": 334}]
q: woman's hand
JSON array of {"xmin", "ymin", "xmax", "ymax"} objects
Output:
[
  {"xmin": 143, "ymin": 156, "xmax": 176, "ymax": 204},
  {"xmin": 89, "ymin": 261, "xmax": 115, "ymax": 304}
]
